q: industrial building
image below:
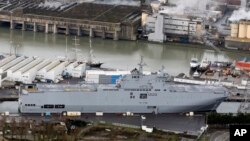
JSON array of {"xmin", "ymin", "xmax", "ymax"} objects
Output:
[
  {"xmin": 0, "ymin": 53, "xmax": 90, "ymax": 86},
  {"xmin": 12, "ymin": 58, "xmax": 44, "ymax": 83},
  {"xmin": 225, "ymin": 21, "xmax": 250, "ymax": 50},
  {"xmin": 145, "ymin": 13, "xmax": 203, "ymax": 43},
  {"xmin": 0, "ymin": 55, "xmax": 16, "ymax": 68},
  {"xmin": 0, "ymin": 56, "xmax": 25, "ymax": 74},
  {"xmin": 63, "ymin": 61, "xmax": 86, "ymax": 78},
  {"xmin": 36, "ymin": 60, "xmax": 61, "ymax": 81},
  {"xmin": 85, "ymin": 70, "xmax": 151, "ymax": 84},
  {"xmin": 7, "ymin": 57, "xmax": 34, "ymax": 81},
  {"xmin": 45, "ymin": 61, "xmax": 69, "ymax": 83},
  {"xmin": 142, "ymin": 0, "xmax": 229, "ymax": 43},
  {"xmin": 0, "ymin": 1, "xmax": 141, "ymax": 40},
  {"xmin": 21, "ymin": 59, "xmax": 51, "ymax": 84}
]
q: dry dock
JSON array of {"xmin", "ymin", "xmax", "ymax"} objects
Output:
[{"xmin": 0, "ymin": 0, "xmax": 141, "ymax": 40}]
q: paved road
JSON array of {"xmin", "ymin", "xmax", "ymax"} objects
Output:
[
  {"xmin": 1, "ymin": 113, "xmax": 205, "ymax": 136},
  {"xmin": 28, "ymin": 113, "xmax": 205, "ymax": 135},
  {"xmin": 210, "ymin": 131, "xmax": 229, "ymax": 141}
]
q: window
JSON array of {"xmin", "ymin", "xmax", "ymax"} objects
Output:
[
  {"xmin": 132, "ymin": 76, "xmax": 139, "ymax": 79},
  {"xmin": 55, "ymin": 105, "xmax": 65, "ymax": 108},
  {"xmin": 25, "ymin": 104, "xmax": 35, "ymax": 106},
  {"xmin": 147, "ymin": 106, "xmax": 157, "ymax": 109},
  {"xmin": 170, "ymin": 90, "xmax": 176, "ymax": 92},
  {"xmin": 155, "ymin": 89, "xmax": 160, "ymax": 91},
  {"xmin": 140, "ymin": 94, "xmax": 147, "ymax": 99},
  {"xmin": 44, "ymin": 105, "xmax": 54, "ymax": 108}
]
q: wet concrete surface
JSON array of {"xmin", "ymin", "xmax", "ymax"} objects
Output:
[
  {"xmin": 13, "ymin": 113, "xmax": 206, "ymax": 136},
  {"xmin": 209, "ymin": 130, "xmax": 229, "ymax": 141}
]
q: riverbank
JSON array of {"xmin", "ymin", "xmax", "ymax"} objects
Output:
[{"xmin": 145, "ymin": 40, "xmax": 250, "ymax": 55}]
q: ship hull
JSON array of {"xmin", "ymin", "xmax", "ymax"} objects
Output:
[
  {"xmin": 236, "ymin": 61, "xmax": 250, "ymax": 71},
  {"xmin": 225, "ymin": 38, "xmax": 250, "ymax": 50},
  {"xmin": 19, "ymin": 90, "xmax": 227, "ymax": 114}
]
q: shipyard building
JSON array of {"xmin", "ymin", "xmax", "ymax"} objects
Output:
[
  {"xmin": 0, "ymin": 0, "xmax": 141, "ymax": 40},
  {"xmin": 145, "ymin": 13, "xmax": 203, "ymax": 43},
  {"xmin": 142, "ymin": 0, "xmax": 225, "ymax": 43},
  {"xmin": 225, "ymin": 21, "xmax": 250, "ymax": 49},
  {"xmin": 225, "ymin": 0, "xmax": 250, "ymax": 49}
]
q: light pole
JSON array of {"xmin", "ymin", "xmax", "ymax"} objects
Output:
[
  {"xmin": 141, "ymin": 115, "xmax": 146, "ymax": 126},
  {"xmin": 10, "ymin": 11, "xmax": 13, "ymax": 29}
]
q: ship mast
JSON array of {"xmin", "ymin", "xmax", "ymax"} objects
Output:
[
  {"xmin": 87, "ymin": 38, "xmax": 94, "ymax": 64},
  {"xmin": 72, "ymin": 36, "xmax": 80, "ymax": 61},
  {"xmin": 138, "ymin": 56, "xmax": 146, "ymax": 74}
]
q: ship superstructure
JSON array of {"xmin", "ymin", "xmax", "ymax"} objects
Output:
[{"xmin": 19, "ymin": 57, "xmax": 228, "ymax": 114}]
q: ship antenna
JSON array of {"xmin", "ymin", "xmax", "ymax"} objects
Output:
[
  {"xmin": 161, "ymin": 65, "xmax": 165, "ymax": 71},
  {"xmin": 88, "ymin": 38, "xmax": 93, "ymax": 64},
  {"xmin": 65, "ymin": 36, "xmax": 68, "ymax": 61},
  {"xmin": 72, "ymin": 36, "xmax": 80, "ymax": 61},
  {"xmin": 138, "ymin": 56, "xmax": 146, "ymax": 74}
]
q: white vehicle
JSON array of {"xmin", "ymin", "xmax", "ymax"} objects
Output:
[{"xmin": 190, "ymin": 58, "xmax": 200, "ymax": 69}]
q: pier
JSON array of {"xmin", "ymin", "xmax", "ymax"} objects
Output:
[{"xmin": 0, "ymin": 1, "xmax": 141, "ymax": 40}]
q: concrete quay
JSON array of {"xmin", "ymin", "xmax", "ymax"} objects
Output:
[{"xmin": 0, "ymin": 2, "xmax": 141, "ymax": 40}]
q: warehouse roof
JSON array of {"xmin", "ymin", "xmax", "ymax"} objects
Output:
[{"xmin": 23, "ymin": 3, "xmax": 139, "ymax": 23}]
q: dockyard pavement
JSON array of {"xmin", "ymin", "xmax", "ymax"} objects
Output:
[{"xmin": 0, "ymin": 136, "xmax": 8, "ymax": 141}]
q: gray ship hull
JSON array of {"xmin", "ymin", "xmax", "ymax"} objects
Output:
[
  {"xmin": 19, "ymin": 59, "xmax": 228, "ymax": 114},
  {"xmin": 19, "ymin": 90, "xmax": 227, "ymax": 114}
]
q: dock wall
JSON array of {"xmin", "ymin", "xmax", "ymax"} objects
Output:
[{"xmin": 0, "ymin": 11, "xmax": 139, "ymax": 41}]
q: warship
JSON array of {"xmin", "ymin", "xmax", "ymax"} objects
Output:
[{"xmin": 19, "ymin": 57, "xmax": 228, "ymax": 114}]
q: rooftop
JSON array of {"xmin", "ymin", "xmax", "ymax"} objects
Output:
[{"xmin": 22, "ymin": 3, "xmax": 139, "ymax": 23}]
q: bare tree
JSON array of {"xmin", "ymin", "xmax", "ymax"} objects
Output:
[{"xmin": 9, "ymin": 117, "xmax": 17, "ymax": 140}]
